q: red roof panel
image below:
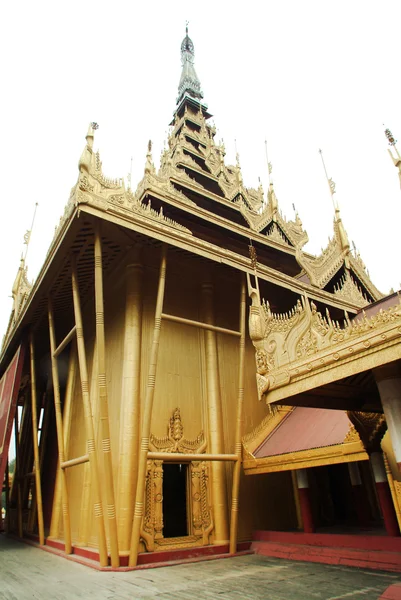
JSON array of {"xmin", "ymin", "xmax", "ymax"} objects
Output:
[{"xmin": 254, "ymin": 407, "xmax": 351, "ymax": 459}]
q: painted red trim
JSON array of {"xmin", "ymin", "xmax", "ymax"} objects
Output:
[
  {"xmin": 252, "ymin": 530, "xmax": 401, "ymax": 552},
  {"xmin": 7, "ymin": 534, "xmax": 253, "ymax": 571},
  {"xmin": 252, "ymin": 540, "xmax": 401, "ymax": 573},
  {"xmin": 376, "ymin": 482, "xmax": 400, "ymax": 537},
  {"xmin": 18, "ymin": 534, "xmax": 251, "ymax": 569},
  {"xmin": 380, "ymin": 582, "xmax": 401, "ymax": 599}
]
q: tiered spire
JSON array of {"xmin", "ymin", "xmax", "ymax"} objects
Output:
[{"xmin": 177, "ymin": 25, "xmax": 204, "ymax": 105}]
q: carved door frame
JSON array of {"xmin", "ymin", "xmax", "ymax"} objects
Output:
[{"xmin": 140, "ymin": 408, "xmax": 214, "ymax": 551}]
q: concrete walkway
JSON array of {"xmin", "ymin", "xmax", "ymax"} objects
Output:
[{"xmin": 0, "ymin": 535, "xmax": 400, "ymax": 599}]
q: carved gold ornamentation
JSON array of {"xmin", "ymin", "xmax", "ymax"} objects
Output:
[
  {"xmin": 247, "ymin": 272, "xmax": 401, "ymax": 402},
  {"xmin": 348, "ymin": 411, "xmax": 387, "ymax": 450},
  {"xmin": 142, "ymin": 408, "xmax": 213, "ymax": 551},
  {"xmin": 333, "ymin": 271, "xmax": 369, "ymax": 308},
  {"xmin": 343, "ymin": 424, "xmax": 360, "ymax": 444}
]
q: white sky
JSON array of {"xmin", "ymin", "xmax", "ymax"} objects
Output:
[{"xmin": 1, "ymin": 0, "xmax": 401, "ymax": 343}]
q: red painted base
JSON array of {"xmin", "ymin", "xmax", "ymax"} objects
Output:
[
  {"xmin": 253, "ymin": 530, "xmax": 401, "ymax": 552},
  {"xmin": 380, "ymin": 583, "xmax": 401, "ymax": 599},
  {"xmin": 252, "ymin": 530, "xmax": 401, "ymax": 572},
  {"xmin": 298, "ymin": 488, "xmax": 315, "ymax": 533},
  {"xmin": 13, "ymin": 534, "xmax": 252, "ymax": 571},
  {"xmin": 376, "ymin": 482, "xmax": 400, "ymax": 537}
]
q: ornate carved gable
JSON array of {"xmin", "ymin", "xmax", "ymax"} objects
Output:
[
  {"xmin": 149, "ymin": 407, "xmax": 206, "ymax": 453},
  {"xmin": 247, "ymin": 272, "xmax": 401, "ymax": 401}
]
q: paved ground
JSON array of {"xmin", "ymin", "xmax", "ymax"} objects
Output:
[{"xmin": 1, "ymin": 535, "xmax": 400, "ymax": 599}]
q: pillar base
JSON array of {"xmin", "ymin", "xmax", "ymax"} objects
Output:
[
  {"xmin": 298, "ymin": 488, "xmax": 315, "ymax": 534},
  {"xmin": 376, "ymin": 482, "xmax": 400, "ymax": 537}
]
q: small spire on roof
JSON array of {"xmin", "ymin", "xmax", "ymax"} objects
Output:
[{"xmin": 177, "ymin": 25, "xmax": 204, "ymax": 105}]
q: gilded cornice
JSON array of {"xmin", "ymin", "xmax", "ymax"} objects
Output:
[
  {"xmin": 243, "ymin": 445, "xmax": 368, "ymax": 475},
  {"xmin": 247, "ymin": 273, "xmax": 401, "ymax": 403}
]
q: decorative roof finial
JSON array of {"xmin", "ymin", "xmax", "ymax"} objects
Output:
[
  {"xmin": 319, "ymin": 149, "xmax": 349, "ymax": 253},
  {"xmin": 177, "ymin": 26, "xmax": 204, "ymax": 105},
  {"xmin": 23, "ymin": 202, "xmax": 38, "ymax": 264},
  {"xmin": 264, "ymin": 140, "xmax": 273, "ymax": 185},
  {"xmin": 384, "ymin": 126, "xmax": 401, "ymax": 189},
  {"xmin": 319, "ymin": 148, "xmax": 338, "ymax": 211},
  {"xmin": 145, "ymin": 140, "xmax": 155, "ymax": 175}
]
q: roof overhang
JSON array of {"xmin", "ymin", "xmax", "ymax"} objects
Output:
[{"xmin": 242, "ymin": 406, "xmax": 369, "ymax": 475}]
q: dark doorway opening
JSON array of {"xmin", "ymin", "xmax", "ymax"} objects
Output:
[{"xmin": 163, "ymin": 463, "xmax": 188, "ymax": 538}]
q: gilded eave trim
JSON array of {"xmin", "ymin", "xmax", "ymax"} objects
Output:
[
  {"xmin": 265, "ymin": 320, "xmax": 401, "ymax": 404},
  {"xmin": 243, "ymin": 442, "xmax": 369, "ymax": 475},
  {"xmin": 140, "ymin": 183, "xmax": 297, "ymax": 256},
  {"xmin": 80, "ymin": 202, "xmax": 359, "ymax": 313}
]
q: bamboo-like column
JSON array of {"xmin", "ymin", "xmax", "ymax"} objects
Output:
[
  {"xmin": 29, "ymin": 333, "xmax": 45, "ymax": 545},
  {"xmin": 384, "ymin": 453, "xmax": 401, "ymax": 530},
  {"xmin": 71, "ymin": 258, "xmax": 108, "ymax": 567},
  {"xmin": 77, "ymin": 344, "xmax": 97, "ymax": 548},
  {"xmin": 48, "ymin": 299, "xmax": 72, "ymax": 554},
  {"xmin": 129, "ymin": 244, "xmax": 167, "ymax": 567},
  {"xmin": 49, "ymin": 345, "xmax": 77, "ymax": 540},
  {"xmin": 14, "ymin": 411, "xmax": 23, "ymax": 538},
  {"xmin": 229, "ymin": 277, "xmax": 246, "ymax": 554},
  {"xmin": 117, "ymin": 249, "xmax": 143, "ymax": 552},
  {"xmin": 94, "ymin": 224, "xmax": 119, "ymax": 567},
  {"xmin": 202, "ymin": 280, "xmax": 229, "ymax": 545}
]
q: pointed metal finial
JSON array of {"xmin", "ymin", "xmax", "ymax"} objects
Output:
[
  {"xmin": 384, "ymin": 126, "xmax": 397, "ymax": 146},
  {"xmin": 264, "ymin": 140, "xmax": 272, "ymax": 185},
  {"xmin": 186, "ymin": 20, "xmax": 189, "ymax": 35},
  {"xmin": 319, "ymin": 148, "xmax": 338, "ymax": 212},
  {"xmin": 91, "ymin": 122, "xmax": 99, "ymax": 131},
  {"xmin": 23, "ymin": 202, "xmax": 38, "ymax": 263},
  {"xmin": 127, "ymin": 156, "xmax": 133, "ymax": 189}
]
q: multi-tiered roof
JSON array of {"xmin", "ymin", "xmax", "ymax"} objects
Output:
[{"xmin": 2, "ymin": 29, "xmax": 382, "ymax": 357}]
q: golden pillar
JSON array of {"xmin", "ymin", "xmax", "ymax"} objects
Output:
[
  {"xmin": 94, "ymin": 225, "xmax": 119, "ymax": 567},
  {"xmin": 201, "ymin": 281, "xmax": 229, "ymax": 545},
  {"xmin": 71, "ymin": 261, "xmax": 108, "ymax": 566},
  {"xmin": 229, "ymin": 277, "xmax": 246, "ymax": 553},
  {"xmin": 117, "ymin": 249, "xmax": 143, "ymax": 552},
  {"xmin": 48, "ymin": 300, "xmax": 72, "ymax": 553},
  {"xmin": 129, "ymin": 244, "xmax": 168, "ymax": 567}
]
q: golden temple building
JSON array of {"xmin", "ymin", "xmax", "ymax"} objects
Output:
[{"xmin": 2, "ymin": 29, "xmax": 401, "ymax": 571}]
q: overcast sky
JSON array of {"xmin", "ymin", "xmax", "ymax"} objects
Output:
[{"xmin": 1, "ymin": 0, "xmax": 401, "ymax": 342}]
